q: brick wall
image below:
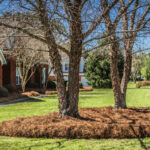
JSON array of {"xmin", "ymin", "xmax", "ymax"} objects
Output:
[
  {"xmin": 10, "ymin": 59, "xmax": 16, "ymax": 86},
  {"xmin": 0, "ymin": 62, "xmax": 2, "ymax": 86}
]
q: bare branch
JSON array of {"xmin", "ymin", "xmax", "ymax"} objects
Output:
[{"xmin": 83, "ymin": 0, "xmax": 119, "ymax": 39}]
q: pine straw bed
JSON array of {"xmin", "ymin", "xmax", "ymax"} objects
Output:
[{"xmin": 1, "ymin": 107, "xmax": 150, "ymax": 139}]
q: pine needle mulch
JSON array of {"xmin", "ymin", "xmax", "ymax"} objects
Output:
[{"xmin": 1, "ymin": 107, "xmax": 150, "ymax": 139}]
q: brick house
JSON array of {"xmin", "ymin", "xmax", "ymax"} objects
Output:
[
  {"xmin": 0, "ymin": 27, "xmax": 51, "ymax": 88},
  {"xmin": 49, "ymin": 51, "xmax": 89, "ymax": 86},
  {"xmin": 0, "ymin": 50, "xmax": 48, "ymax": 89}
]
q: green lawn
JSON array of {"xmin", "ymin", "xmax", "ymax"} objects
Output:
[{"xmin": 0, "ymin": 83, "xmax": 150, "ymax": 150}]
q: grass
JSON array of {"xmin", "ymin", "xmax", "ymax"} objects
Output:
[
  {"xmin": 0, "ymin": 82, "xmax": 150, "ymax": 150},
  {"xmin": 1, "ymin": 136, "xmax": 150, "ymax": 150}
]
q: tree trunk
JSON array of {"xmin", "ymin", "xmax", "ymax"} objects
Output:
[
  {"xmin": 65, "ymin": 2, "xmax": 83, "ymax": 117},
  {"xmin": 48, "ymin": 49, "xmax": 68, "ymax": 117},
  {"xmin": 67, "ymin": 54, "xmax": 81, "ymax": 117},
  {"xmin": 133, "ymin": 75, "xmax": 136, "ymax": 83},
  {"xmin": 22, "ymin": 83, "xmax": 25, "ymax": 93},
  {"xmin": 120, "ymin": 46, "xmax": 132, "ymax": 108},
  {"xmin": 36, "ymin": 1, "xmax": 68, "ymax": 117},
  {"xmin": 109, "ymin": 41, "xmax": 122, "ymax": 109}
]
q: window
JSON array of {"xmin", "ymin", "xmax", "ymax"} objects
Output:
[
  {"xmin": 65, "ymin": 64, "xmax": 69, "ymax": 72},
  {"xmin": 16, "ymin": 67, "xmax": 21, "ymax": 85},
  {"xmin": 42, "ymin": 68, "xmax": 46, "ymax": 84}
]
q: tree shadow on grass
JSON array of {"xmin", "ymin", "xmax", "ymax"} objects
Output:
[
  {"xmin": 0, "ymin": 98, "xmax": 45, "ymax": 106},
  {"xmin": 27, "ymin": 139, "xmax": 69, "ymax": 150},
  {"xmin": 80, "ymin": 92, "xmax": 111, "ymax": 95},
  {"xmin": 130, "ymin": 125, "xmax": 150, "ymax": 150},
  {"xmin": 128, "ymin": 87, "xmax": 150, "ymax": 89}
]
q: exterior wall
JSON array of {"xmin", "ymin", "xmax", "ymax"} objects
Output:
[
  {"xmin": 50, "ymin": 57, "xmax": 86, "ymax": 75},
  {"xmin": 30, "ymin": 68, "xmax": 36, "ymax": 84},
  {"xmin": 0, "ymin": 56, "xmax": 49, "ymax": 88},
  {"xmin": 49, "ymin": 57, "xmax": 89, "ymax": 86},
  {"xmin": 10, "ymin": 59, "xmax": 16, "ymax": 86},
  {"xmin": 0, "ymin": 62, "xmax": 2, "ymax": 86},
  {"xmin": 30, "ymin": 64, "xmax": 49, "ymax": 88},
  {"xmin": 79, "ymin": 57, "xmax": 85, "ymax": 73},
  {"xmin": 48, "ymin": 57, "xmax": 89, "ymax": 86},
  {"xmin": 81, "ymin": 76, "xmax": 89, "ymax": 87},
  {"xmin": 2, "ymin": 59, "xmax": 11, "ymax": 86},
  {"xmin": 2, "ymin": 58, "xmax": 16, "ymax": 87}
]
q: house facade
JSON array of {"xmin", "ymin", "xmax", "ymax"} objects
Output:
[
  {"xmin": 0, "ymin": 50, "xmax": 48, "ymax": 89},
  {"xmin": 49, "ymin": 52, "xmax": 89, "ymax": 86}
]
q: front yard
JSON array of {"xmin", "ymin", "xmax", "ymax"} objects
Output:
[{"xmin": 0, "ymin": 83, "xmax": 150, "ymax": 149}]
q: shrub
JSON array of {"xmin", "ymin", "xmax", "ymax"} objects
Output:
[
  {"xmin": 28, "ymin": 83, "xmax": 39, "ymax": 89},
  {"xmin": 136, "ymin": 82, "xmax": 141, "ymax": 88},
  {"xmin": 0, "ymin": 86, "xmax": 8, "ymax": 97},
  {"xmin": 4, "ymin": 84, "xmax": 17, "ymax": 93},
  {"xmin": 22, "ymin": 91, "xmax": 40, "ymax": 97},
  {"xmin": 47, "ymin": 80, "xmax": 56, "ymax": 89},
  {"xmin": 141, "ymin": 55, "xmax": 150, "ymax": 80},
  {"xmin": 136, "ymin": 81, "xmax": 150, "ymax": 88},
  {"xmin": 64, "ymin": 80, "xmax": 68, "ymax": 87},
  {"xmin": 84, "ymin": 49, "xmax": 124, "ymax": 88},
  {"xmin": 79, "ymin": 82, "xmax": 83, "ymax": 89}
]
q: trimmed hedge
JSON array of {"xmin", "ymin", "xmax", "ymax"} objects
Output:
[
  {"xmin": 79, "ymin": 82, "xmax": 83, "ymax": 89},
  {"xmin": 47, "ymin": 80, "xmax": 56, "ymax": 89},
  {"xmin": 136, "ymin": 81, "xmax": 150, "ymax": 88},
  {"xmin": 0, "ymin": 86, "xmax": 8, "ymax": 97},
  {"xmin": 4, "ymin": 84, "xmax": 17, "ymax": 93}
]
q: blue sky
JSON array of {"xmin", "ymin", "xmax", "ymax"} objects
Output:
[{"xmin": 0, "ymin": 0, "xmax": 149, "ymax": 53}]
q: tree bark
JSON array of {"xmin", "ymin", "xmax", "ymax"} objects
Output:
[
  {"xmin": 120, "ymin": 40, "xmax": 134, "ymax": 108},
  {"xmin": 109, "ymin": 38, "xmax": 122, "ymax": 109},
  {"xmin": 63, "ymin": 0, "xmax": 83, "ymax": 117},
  {"xmin": 67, "ymin": 54, "xmax": 81, "ymax": 117},
  {"xmin": 101, "ymin": 0, "xmax": 123, "ymax": 109},
  {"xmin": 120, "ymin": 49, "xmax": 132, "ymax": 108},
  {"xmin": 36, "ymin": 0, "xmax": 68, "ymax": 117},
  {"xmin": 49, "ymin": 48, "xmax": 68, "ymax": 117}
]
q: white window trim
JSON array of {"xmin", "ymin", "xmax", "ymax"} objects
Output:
[{"xmin": 16, "ymin": 67, "xmax": 21, "ymax": 85}]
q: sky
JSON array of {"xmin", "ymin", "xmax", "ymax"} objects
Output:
[{"xmin": 0, "ymin": 0, "xmax": 149, "ymax": 54}]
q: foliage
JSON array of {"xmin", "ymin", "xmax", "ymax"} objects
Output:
[
  {"xmin": 64, "ymin": 80, "xmax": 68, "ymax": 87},
  {"xmin": 79, "ymin": 82, "xmax": 83, "ymax": 89},
  {"xmin": 136, "ymin": 82, "xmax": 141, "ymax": 88},
  {"xmin": 141, "ymin": 55, "xmax": 150, "ymax": 80},
  {"xmin": 131, "ymin": 53, "xmax": 145, "ymax": 82},
  {"xmin": 4, "ymin": 84, "xmax": 17, "ymax": 93},
  {"xmin": 0, "ymin": 86, "xmax": 8, "ymax": 97},
  {"xmin": 85, "ymin": 49, "xmax": 124, "ymax": 88},
  {"xmin": 27, "ymin": 83, "xmax": 39, "ymax": 89},
  {"xmin": 47, "ymin": 80, "xmax": 56, "ymax": 89}
]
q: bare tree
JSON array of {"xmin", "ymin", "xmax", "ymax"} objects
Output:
[
  {"xmin": 0, "ymin": 0, "xmax": 148, "ymax": 115},
  {"xmin": 0, "ymin": 0, "xmax": 120, "ymax": 117},
  {"xmin": 101, "ymin": 0, "xmax": 150, "ymax": 109},
  {"xmin": 12, "ymin": 38, "xmax": 44, "ymax": 92}
]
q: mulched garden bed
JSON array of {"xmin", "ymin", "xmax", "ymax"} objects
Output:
[
  {"xmin": 24, "ymin": 87, "xmax": 93, "ymax": 95},
  {"xmin": 0, "ymin": 107, "xmax": 150, "ymax": 139},
  {"xmin": 45, "ymin": 87, "xmax": 93, "ymax": 95}
]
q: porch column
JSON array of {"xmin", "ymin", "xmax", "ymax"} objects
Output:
[
  {"xmin": 10, "ymin": 59, "xmax": 16, "ymax": 86},
  {"xmin": 0, "ymin": 62, "xmax": 2, "ymax": 86}
]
